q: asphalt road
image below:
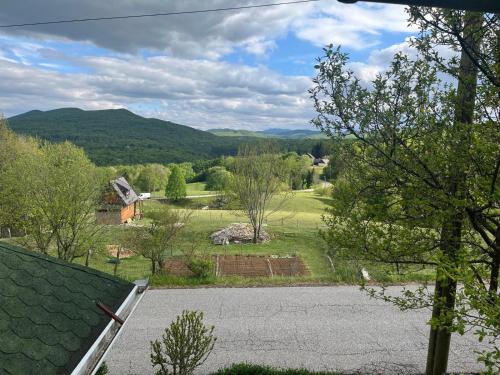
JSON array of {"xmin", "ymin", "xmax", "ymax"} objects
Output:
[{"xmin": 104, "ymin": 286, "xmax": 485, "ymax": 375}]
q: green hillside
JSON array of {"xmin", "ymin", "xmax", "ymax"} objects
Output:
[
  {"xmin": 208, "ymin": 128, "xmax": 269, "ymax": 138},
  {"xmin": 7, "ymin": 108, "xmax": 245, "ymax": 165},
  {"xmin": 263, "ymin": 128, "xmax": 328, "ymax": 139},
  {"xmin": 7, "ymin": 108, "xmax": 322, "ymax": 165},
  {"xmin": 209, "ymin": 127, "xmax": 327, "ymax": 139}
]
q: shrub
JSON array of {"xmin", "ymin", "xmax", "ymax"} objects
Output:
[
  {"xmin": 313, "ymin": 185, "xmax": 332, "ymax": 197},
  {"xmin": 209, "ymin": 195, "xmax": 227, "ymax": 209},
  {"xmin": 151, "ymin": 310, "xmax": 216, "ymax": 375},
  {"xmin": 210, "ymin": 364, "xmax": 339, "ymax": 375},
  {"xmin": 95, "ymin": 362, "xmax": 109, "ymax": 375},
  {"xmin": 205, "ymin": 166, "xmax": 231, "ymax": 191},
  {"xmin": 188, "ymin": 257, "xmax": 213, "ymax": 279}
]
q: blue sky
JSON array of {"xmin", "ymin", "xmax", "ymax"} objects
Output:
[{"xmin": 0, "ymin": 0, "xmax": 415, "ymax": 130}]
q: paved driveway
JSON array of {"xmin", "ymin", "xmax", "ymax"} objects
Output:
[{"xmin": 105, "ymin": 286, "xmax": 485, "ymax": 374}]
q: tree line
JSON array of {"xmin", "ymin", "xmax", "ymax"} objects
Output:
[{"xmin": 0, "ymin": 120, "xmax": 104, "ymax": 262}]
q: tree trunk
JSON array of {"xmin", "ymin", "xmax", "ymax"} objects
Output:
[
  {"xmin": 489, "ymin": 230, "xmax": 500, "ymax": 295},
  {"xmin": 85, "ymin": 248, "xmax": 91, "ymax": 267},
  {"xmin": 426, "ymin": 217, "xmax": 462, "ymax": 375},
  {"xmin": 113, "ymin": 246, "xmax": 121, "ymax": 276},
  {"xmin": 425, "ymin": 278, "xmax": 442, "ymax": 375},
  {"xmin": 253, "ymin": 226, "xmax": 258, "ymax": 244},
  {"xmin": 425, "ymin": 11, "xmax": 482, "ymax": 375}
]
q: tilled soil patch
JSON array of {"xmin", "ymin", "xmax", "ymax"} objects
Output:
[
  {"xmin": 165, "ymin": 258, "xmax": 195, "ymax": 277},
  {"xmin": 268, "ymin": 257, "xmax": 309, "ymax": 277},
  {"xmin": 164, "ymin": 255, "xmax": 309, "ymax": 278}
]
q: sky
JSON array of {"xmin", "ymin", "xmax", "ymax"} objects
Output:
[{"xmin": 0, "ymin": 0, "xmax": 417, "ymax": 130}]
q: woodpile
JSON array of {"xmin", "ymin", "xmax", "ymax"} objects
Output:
[
  {"xmin": 210, "ymin": 223, "xmax": 270, "ymax": 244},
  {"xmin": 106, "ymin": 245, "xmax": 134, "ymax": 258}
]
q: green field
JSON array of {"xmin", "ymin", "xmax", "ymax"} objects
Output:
[
  {"xmin": 151, "ymin": 182, "xmax": 215, "ymax": 198},
  {"xmin": 77, "ymin": 191, "xmax": 435, "ymax": 287}
]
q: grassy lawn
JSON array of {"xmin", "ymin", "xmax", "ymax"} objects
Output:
[
  {"xmin": 75, "ymin": 191, "xmax": 435, "ymax": 287},
  {"xmin": 151, "ymin": 182, "xmax": 215, "ymax": 198},
  {"xmin": 186, "ymin": 182, "xmax": 216, "ymax": 196}
]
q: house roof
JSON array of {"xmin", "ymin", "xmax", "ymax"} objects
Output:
[
  {"xmin": 111, "ymin": 177, "xmax": 139, "ymax": 206},
  {"xmin": 0, "ymin": 242, "xmax": 135, "ymax": 375}
]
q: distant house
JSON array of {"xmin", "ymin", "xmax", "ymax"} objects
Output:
[
  {"xmin": 97, "ymin": 177, "xmax": 140, "ymax": 224},
  {"xmin": 0, "ymin": 242, "xmax": 146, "ymax": 375},
  {"xmin": 306, "ymin": 153, "xmax": 329, "ymax": 167},
  {"xmin": 313, "ymin": 157, "xmax": 330, "ymax": 167}
]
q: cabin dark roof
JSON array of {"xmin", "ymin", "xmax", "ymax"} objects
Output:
[
  {"xmin": 111, "ymin": 177, "xmax": 139, "ymax": 206},
  {"xmin": 0, "ymin": 242, "xmax": 135, "ymax": 375}
]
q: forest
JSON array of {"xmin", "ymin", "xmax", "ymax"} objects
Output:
[{"xmin": 7, "ymin": 107, "xmax": 329, "ymax": 165}]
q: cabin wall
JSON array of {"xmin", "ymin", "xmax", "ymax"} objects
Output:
[
  {"xmin": 120, "ymin": 204, "xmax": 135, "ymax": 223},
  {"xmin": 96, "ymin": 211, "xmax": 122, "ymax": 225}
]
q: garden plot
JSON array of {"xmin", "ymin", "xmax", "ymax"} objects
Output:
[
  {"xmin": 165, "ymin": 255, "xmax": 309, "ymax": 277},
  {"xmin": 216, "ymin": 255, "xmax": 309, "ymax": 277}
]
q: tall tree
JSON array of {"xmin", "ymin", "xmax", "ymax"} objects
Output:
[
  {"xmin": 409, "ymin": 8, "xmax": 499, "ymax": 373},
  {"xmin": 166, "ymin": 165, "xmax": 187, "ymax": 201},
  {"xmin": 229, "ymin": 143, "xmax": 290, "ymax": 243},
  {"xmin": 0, "ymin": 133, "xmax": 103, "ymax": 261},
  {"xmin": 310, "ymin": 12, "xmax": 498, "ymax": 371},
  {"xmin": 136, "ymin": 164, "xmax": 170, "ymax": 192}
]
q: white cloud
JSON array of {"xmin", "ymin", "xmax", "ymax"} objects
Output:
[
  {"xmin": 0, "ymin": 1, "xmax": 420, "ymax": 130},
  {"xmin": 0, "ymin": 54, "xmax": 314, "ymax": 130},
  {"xmin": 347, "ymin": 39, "xmax": 457, "ymax": 86},
  {"xmin": 348, "ymin": 39, "xmax": 416, "ymax": 84},
  {"xmin": 0, "ymin": 0, "xmax": 308, "ymax": 58},
  {"xmin": 293, "ymin": 3, "xmax": 414, "ymax": 50},
  {"xmin": 0, "ymin": 1, "xmax": 412, "ymax": 57}
]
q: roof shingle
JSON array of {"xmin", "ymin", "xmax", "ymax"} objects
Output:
[{"xmin": 0, "ymin": 242, "xmax": 134, "ymax": 375}]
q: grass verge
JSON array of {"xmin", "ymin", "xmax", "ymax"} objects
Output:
[{"xmin": 210, "ymin": 364, "xmax": 339, "ymax": 375}]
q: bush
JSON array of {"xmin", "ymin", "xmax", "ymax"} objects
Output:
[
  {"xmin": 210, "ymin": 364, "xmax": 339, "ymax": 375},
  {"xmin": 188, "ymin": 257, "xmax": 213, "ymax": 279},
  {"xmin": 209, "ymin": 194, "xmax": 240, "ymax": 210},
  {"xmin": 95, "ymin": 362, "xmax": 109, "ymax": 375},
  {"xmin": 205, "ymin": 166, "xmax": 231, "ymax": 191},
  {"xmin": 313, "ymin": 185, "xmax": 332, "ymax": 197},
  {"xmin": 151, "ymin": 310, "xmax": 216, "ymax": 375}
]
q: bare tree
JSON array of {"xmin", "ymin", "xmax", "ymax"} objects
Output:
[
  {"xmin": 229, "ymin": 143, "xmax": 291, "ymax": 243},
  {"xmin": 128, "ymin": 206, "xmax": 192, "ymax": 274}
]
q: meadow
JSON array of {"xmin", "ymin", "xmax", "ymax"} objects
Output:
[{"xmin": 80, "ymin": 184, "xmax": 435, "ymax": 287}]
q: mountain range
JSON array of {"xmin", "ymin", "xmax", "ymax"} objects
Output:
[
  {"xmin": 7, "ymin": 108, "xmax": 323, "ymax": 165},
  {"xmin": 209, "ymin": 128, "xmax": 327, "ymax": 139}
]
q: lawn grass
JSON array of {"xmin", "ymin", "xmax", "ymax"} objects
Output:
[
  {"xmin": 78, "ymin": 191, "xmax": 435, "ymax": 287},
  {"xmin": 151, "ymin": 182, "xmax": 215, "ymax": 198},
  {"xmin": 186, "ymin": 182, "xmax": 215, "ymax": 196}
]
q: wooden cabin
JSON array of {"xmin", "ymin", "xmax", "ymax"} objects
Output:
[{"xmin": 96, "ymin": 177, "xmax": 140, "ymax": 224}]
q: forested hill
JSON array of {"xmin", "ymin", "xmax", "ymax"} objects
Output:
[
  {"xmin": 7, "ymin": 108, "xmax": 322, "ymax": 165},
  {"xmin": 209, "ymin": 128, "xmax": 327, "ymax": 139},
  {"xmin": 7, "ymin": 108, "xmax": 245, "ymax": 165}
]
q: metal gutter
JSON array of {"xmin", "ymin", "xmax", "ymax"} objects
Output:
[
  {"xmin": 89, "ymin": 282, "xmax": 148, "ymax": 375},
  {"xmin": 71, "ymin": 280, "xmax": 147, "ymax": 375}
]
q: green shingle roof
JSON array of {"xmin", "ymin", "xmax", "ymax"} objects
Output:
[{"xmin": 0, "ymin": 242, "xmax": 135, "ymax": 375}]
